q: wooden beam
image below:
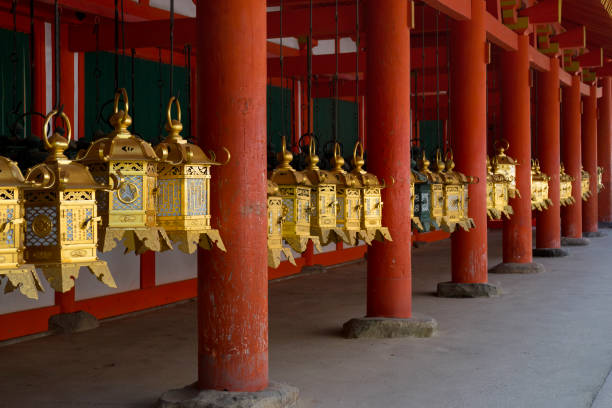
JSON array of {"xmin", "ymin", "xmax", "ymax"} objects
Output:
[
  {"xmin": 517, "ymin": 0, "xmax": 562, "ymax": 24},
  {"xmin": 422, "ymin": 0, "xmax": 471, "ymax": 21},
  {"xmin": 529, "ymin": 45, "xmax": 551, "ymax": 71},
  {"xmin": 559, "ymin": 68, "xmax": 572, "ymax": 86},
  {"xmin": 581, "ymin": 82, "xmax": 590, "ymax": 96},
  {"xmin": 550, "ymin": 26, "xmax": 586, "ymax": 49},
  {"xmin": 595, "ymin": 63, "xmax": 612, "ymax": 77},
  {"xmin": 576, "ymin": 48, "xmax": 604, "ymax": 68},
  {"xmin": 485, "ymin": 12, "xmax": 518, "ymax": 51}
]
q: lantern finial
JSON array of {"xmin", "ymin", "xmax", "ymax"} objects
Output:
[
  {"xmin": 43, "ymin": 110, "xmax": 71, "ymax": 161},
  {"xmin": 109, "ymin": 88, "xmax": 133, "ymax": 136},
  {"xmin": 306, "ymin": 138, "xmax": 320, "ymax": 170},
  {"xmin": 164, "ymin": 96, "xmax": 184, "ymax": 143},
  {"xmin": 352, "ymin": 141, "xmax": 366, "ymax": 173},
  {"xmin": 276, "ymin": 136, "xmax": 294, "ymax": 170},
  {"xmin": 331, "ymin": 143, "xmax": 345, "ymax": 172}
]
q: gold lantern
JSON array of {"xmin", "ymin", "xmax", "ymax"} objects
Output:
[
  {"xmin": 410, "ymin": 168, "xmax": 425, "ymax": 231},
  {"xmin": 530, "ymin": 159, "xmax": 552, "ymax": 211},
  {"xmin": 560, "ymin": 163, "xmax": 575, "ymax": 207},
  {"xmin": 77, "ymin": 89, "xmax": 171, "ymax": 254},
  {"xmin": 23, "ymin": 111, "xmax": 117, "ymax": 293},
  {"xmin": 154, "ymin": 97, "xmax": 226, "ymax": 254},
  {"xmin": 0, "ymin": 157, "xmax": 44, "ymax": 299},
  {"xmin": 486, "ymin": 157, "xmax": 513, "ymax": 220},
  {"xmin": 491, "ymin": 139, "xmax": 520, "ymax": 198},
  {"xmin": 581, "ymin": 166, "xmax": 591, "ymax": 201},
  {"xmin": 267, "ymin": 180, "xmax": 295, "ymax": 268},
  {"xmin": 417, "ymin": 151, "xmax": 444, "ymax": 229},
  {"xmin": 328, "ymin": 143, "xmax": 364, "ymax": 245},
  {"xmin": 598, "ymin": 166, "xmax": 604, "ymax": 193},
  {"xmin": 350, "ymin": 142, "xmax": 392, "ymax": 245},
  {"xmin": 270, "ymin": 137, "xmax": 321, "ymax": 253}
]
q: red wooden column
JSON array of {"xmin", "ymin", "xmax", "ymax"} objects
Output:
[
  {"xmin": 195, "ymin": 0, "xmax": 268, "ymax": 392},
  {"xmin": 494, "ymin": 34, "xmax": 543, "ymax": 272},
  {"xmin": 438, "ymin": 0, "xmax": 498, "ymax": 296},
  {"xmin": 534, "ymin": 56, "xmax": 566, "ymax": 256},
  {"xmin": 582, "ymin": 85, "xmax": 599, "ymax": 236},
  {"xmin": 598, "ymin": 77, "xmax": 612, "ymax": 224},
  {"xmin": 561, "ymin": 75, "xmax": 586, "ymax": 243}
]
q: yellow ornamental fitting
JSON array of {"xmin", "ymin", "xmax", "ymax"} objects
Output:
[
  {"xmin": 598, "ymin": 166, "xmax": 604, "ymax": 193},
  {"xmin": 77, "ymin": 88, "xmax": 171, "ymax": 254},
  {"xmin": 154, "ymin": 97, "xmax": 228, "ymax": 254},
  {"xmin": 437, "ymin": 149, "xmax": 476, "ymax": 233},
  {"xmin": 418, "ymin": 150, "xmax": 444, "ymax": 228},
  {"xmin": 23, "ymin": 110, "xmax": 117, "ymax": 293},
  {"xmin": 492, "ymin": 139, "xmax": 520, "ymax": 198},
  {"xmin": 559, "ymin": 163, "xmax": 575, "ymax": 207},
  {"xmin": 267, "ymin": 180, "xmax": 296, "ymax": 268},
  {"xmin": 581, "ymin": 167, "xmax": 591, "ymax": 201}
]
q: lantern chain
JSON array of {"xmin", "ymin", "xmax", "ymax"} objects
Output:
[
  {"xmin": 114, "ymin": 0, "xmax": 119, "ymax": 91},
  {"xmin": 307, "ymin": 0, "xmax": 313, "ymax": 137},
  {"xmin": 446, "ymin": 14, "xmax": 451, "ymax": 151},
  {"xmin": 29, "ymin": 0, "xmax": 35, "ymax": 115},
  {"xmin": 170, "ymin": 0, "xmax": 175, "ymax": 96},
  {"xmin": 11, "ymin": 0, "xmax": 18, "ymax": 114},
  {"xmin": 354, "ymin": 0, "xmax": 360, "ymax": 146},
  {"xmin": 280, "ymin": 0, "xmax": 285, "ymax": 144},
  {"xmin": 185, "ymin": 44, "xmax": 192, "ymax": 140},
  {"xmin": 436, "ymin": 9, "xmax": 441, "ymax": 151},
  {"xmin": 131, "ymin": 48, "xmax": 136, "ymax": 134},
  {"xmin": 54, "ymin": 0, "xmax": 60, "ymax": 110},
  {"xmin": 421, "ymin": 3, "xmax": 425, "ymax": 136},
  {"xmin": 333, "ymin": 0, "xmax": 339, "ymax": 144}
]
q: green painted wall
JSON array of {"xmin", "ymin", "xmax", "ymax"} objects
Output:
[
  {"xmin": 418, "ymin": 120, "xmax": 445, "ymax": 160},
  {"xmin": 0, "ymin": 28, "xmax": 31, "ymax": 138},
  {"xmin": 313, "ymin": 98, "xmax": 358, "ymax": 162},
  {"xmin": 267, "ymin": 84, "xmax": 293, "ymax": 154}
]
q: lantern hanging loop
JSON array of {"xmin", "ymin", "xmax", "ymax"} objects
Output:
[{"xmin": 112, "ymin": 88, "xmax": 131, "ymax": 128}]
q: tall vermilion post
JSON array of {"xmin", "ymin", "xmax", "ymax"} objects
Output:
[
  {"xmin": 195, "ymin": 0, "xmax": 268, "ymax": 392},
  {"xmin": 448, "ymin": 0, "xmax": 490, "ymax": 286},
  {"xmin": 598, "ymin": 77, "xmax": 612, "ymax": 223},
  {"xmin": 561, "ymin": 75, "xmax": 583, "ymax": 239},
  {"xmin": 500, "ymin": 35, "xmax": 533, "ymax": 264},
  {"xmin": 365, "ymin": 0, "xmax": 412, "ymax": 318},
  {"xmin": 582, "ymin": 85, "xmax": 599, "ymax": 234},
  {"xmin": 535, "ymin": 57, "xmax": 563, "ymax": 252}
]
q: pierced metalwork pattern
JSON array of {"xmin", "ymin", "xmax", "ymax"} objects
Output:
[
  {"xmin": 336, "ymin": 196, "xmax": 345, "ymax": 221},
  {"xmin": 3, "ymin": 208, "xmax": 14, "ymax": 246},
  {"xmin": 185, "ymin": 166, "xmax": 209, "ymax": 176},
  {"xmin": 157, "ymin": 179, "xmax": 183, "ymax": 217},
  {"xmin": 186, "ymin": 178, "xmax": 207, "ymax": 216},
  {"xmin": 66, "ymin": 209, "xmax": 74, "ymax": 241},
  {"xmin": 112, "ymin": 175, "xmax": 143, "ymax": 211},
  {"xmin": 112, "ymin": 162, "xmax": 144, "ymax": 172},
  {"xmin": 25, "ymin": 206, "xmax": 57, "ymax": 247},
  {"xmin": 282, "ymin": 198, "xmax": 294, "ymax": 222},
  {"xmin": 63, "ymin": 191, "xmax": 94, "ymax": 201},
  {"xmin": 0, "ymin": 189, "xmax": 15, "ymax": 201},
  {"xmin": 94, "ymin": 175, "xmax": 109, "ymax": 210},
  {"xmin": 85, "ymin": 209, "xmax": 94, "ymax": 240},
  {"xmin": 25, "ymin": 191, "xmax": 58, "ymax": 204}
]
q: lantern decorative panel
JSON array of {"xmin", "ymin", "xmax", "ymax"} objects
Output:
[
  {"xmin": 24, "ymin": 111, "xmax": 116, "ymax": 293},
  {"xmin": 486, "ymin": 157, "xmax": 513, "ymax": 220},
  {"xmin": 530, "ymin": 160, "xmax": 552, "ymax": 211},
  {"xmin": 77, "ymin": 89, "xmax": 171, "ymax": 254},
  {"xmin": 270, "ymin": 137, "xmax": 320, "ymax": 253},
  {"xmin": 410, "ymin": 166, "xmax": 426, "ymax": 232},
  {"xmin": 268, "ymin": 180, "xmax": 295, "ymax": 268},
  {"xmin": 0, "ymin": 157, "xmax": 43, "ymax": 299},
  {"xmin": 154, "ymin": 97, "xmax": 226, "ymax": 254},
  {"xmin": 598, "ymin": 166, "xmax": 604, "ymax": 193},
  {"xmin": 328, "ymin": 143, "xmax": 364, "ymax": 245},
  {"xmin": 581, "ymin": 167, "xmax": 591, "ymax": 201},
  {"xmin": 350, "ymin": 142, "xmax": 392, "ymax": 245},
  {"xmin": 491, "ymin": 139, "xmax": 520, "ymax": 198},
  {"xmin": 560, "ymin": 163, "xmax": 575, "ymax": 207},
  {"xmin": 417, "ymin": 151, "xmax": 444, "ymax": 230}
]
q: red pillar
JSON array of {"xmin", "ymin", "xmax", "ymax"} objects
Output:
[
  {"xmin": 450, "ymin": 0, "xmax": 488, "ymax": 283},
  {"xmin": 598, "ymin": 77, "xmax": 612, "ymax": 222},
  {"xmin": 582, "ymin": 85, "xmax": 598, "ymax": 233},
  {"xmin": 500, "ymin": 35, "xmax": 532, "ymax": 264},
  {"xmin": 365, "ymin": 0, "xmax": 412, "ymax": 318},
  {"xmin": 536, "ymin": 57, "xmax": 562, "ymax": 249},
  {"xmin": 196, "ymin": 0, "xmax": 268, "ymax": 392},
  {"xmin": 561, "ymin": 75, "xmax": 583, "ymax": 238}
]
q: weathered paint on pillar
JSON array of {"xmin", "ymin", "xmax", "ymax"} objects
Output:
[
  {"xmin": 598, "ymin": 77, "xmax": 612, "ymax": 222},
  {"xmin": 450, "ymin": 0, "xmax": 488, "ymax": 283},
  {"xmin": 582, "ymin": 85, "xmax": 598, "ymax": 233},
  {"xmin": 501, "ymin": 35, "xmax": 532, "ymax": 263},
  {"xmin": 536, "ymin": 57, "xmax": 562, "ymax": 249},
  {"xmin": 365, "ymin": 0, "xmax": 412, "ymax": 318},
  {"xmin": 196, "ymin": 0, "xmax": 268, "ymax": 392},
  {"xmin": 561, "ymin": 75, "xmax": 583, "ymax": 238}
]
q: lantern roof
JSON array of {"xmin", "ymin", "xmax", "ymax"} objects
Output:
[
  {"xmin": 270, "ymin": 136, "xmax": 312, "ymax": 187},
  {"xmin": 492, "ymin": 139, "xmax": 518, "ymax": 167},
  {"xmin": 417, "ymin": 151, "xmax": 444, "ymax": 183},
  {"xmin": 350, "ymin": 142, "xmax": 383, "ymax": 188},
  {"xmin": 302, "ymin": 140, "xmax": 335, "ymax": 186},
  {"xmin": 0, "ymin": 156, "xmax": 29, "ymax": 188},
  {"xmin": 327, "ymin": 143, "xmax": 359, "ymax": 188}
]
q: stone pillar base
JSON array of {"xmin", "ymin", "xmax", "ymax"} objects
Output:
[
  {"xmin": 158, "ymin": 382, "xmax": 299, "ymax": 408},
  {"xmin": 48, "ymin": 311, "xmax": 99, "ymax": 334},
  {"xmin": 436, "ymin": 282, "xmax": 500, "ymax": 298},
  {"xmin": 584, "ymin": 231, "xmax": 607, "ymax": 238},
  {"xmin": 599, "ymin": 221, "xmax": 612, "ymax": 229},
  {"xmin": 533, "ymin": 248, "xmax": 569, "ymax": 258},
  {"xmin": 561, "ymin": 237, "xmax": 591, "ymax": 246},
  {"xmin": 342, "ymin": 315, "xmax": 437, "ymax": 339},
  {"xmin": 489, "ymin": 262, "xmax": 545, "ymax": 274}
]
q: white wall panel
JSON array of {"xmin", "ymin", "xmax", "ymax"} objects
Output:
[{"xmin": 155, "ymin": 250, "xmax": 197, "ymax": 285}]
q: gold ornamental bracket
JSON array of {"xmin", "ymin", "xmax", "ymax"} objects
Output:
[
  {"xmin": 598, "ymin": 166, "xmax": 605, "ymax": 193},
  {"xmin": 560, "ymin": 163, "xmax": 576, "ymax": 207},
  {"xmin": 267, "ymin": 180, "xmax": 295, "ymax": 268},
  {"xmin": 581, "ymin": 167, "xmax": 592, "ymax": 201},
  {"xmin": 23, "ymin": 110, "xmax": 117, "ymax": 293},
  {"xmin": 77, "ymin": 88, "xmax": 171, "ymax": 254},
  {"xmin": 154, "ymin": 97, "xmax": 228, "ymax": 254}
]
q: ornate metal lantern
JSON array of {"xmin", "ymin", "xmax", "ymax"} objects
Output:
[
  {"xmin": 486, "ymin": 157, "xmax": 513, "ymax": 220},
  {"xmin": 598, "ymin": 166, "xmax": 604, "ymax": 193},
  {"xmin": 154, "ymin": 97, "xmax": 226, "ymax": 254},
  {"xmin": 270, "ymin": 137, "xmax": 320, "ymax": 253},
  {"xmin": 328, "ymin": 143, "xmax": 364, "ymax": 245},
  {"xmin": 23, "ymin": 111, "xmax": 116, "ymax": 293},
  {"xmin": 417, "ymin": 151, "xmax": 444, "ymax": 230},
  {"xmin": 530, "ymin": 159, "xmax": 552, "ymax": 211},
  {"xmin": 77, "ymin": 89, "xmax": 171, "ymax": 254},
  {"xmin": 581, "ymin": 166, "xmax": 591, "ymax": 201},
  {"xmin": 560, "ymin": 163, "xmax": 575, "ymax": 207},
  {"xmin": 267, "ymin": 180, "xmax": 295, "ymax": 268},
  {"xmin": 350, "ymin": 142, "xmax": 392, "ymax": 244},
  {"xmin": 491, "ymin": 139, "xmax": 520, "ymax": 198},
  {"xmin": 0, "ymin": 156, "xmax": 43, "ymax": 299},
  {"xmin": 410, "ymin": 160, "xmax": 427, "ymax": 232}
]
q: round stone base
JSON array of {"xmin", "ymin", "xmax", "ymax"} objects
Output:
[
  {"xmin": 342, "ymin": 315, "xmax": 437, "ymax": 339},
  {"xmin": 533, "ymin": 248, "xmax": 569, "ymax": 258},
  {"xmin": 436, "ymin": 282, "xmax": 500, "ymax": 298},
  {"xmin": 561, "ymin": 237, "xmax": 591, "ymax": 246},
  {"xmin": 489, "ymin": 262, "xmax": 545, "ymax": 274},
  {"xmin": 158, "ymin": 382, "xmax": 299, "ymax": 408},
  {"xmin": 48, "ymin": 311, "xmax": 99, "ymax": 334},
  {"xmin": 584, "ymin": 231, "xmax": 607, "ymax": 238}
]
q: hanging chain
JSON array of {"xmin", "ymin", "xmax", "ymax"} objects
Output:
[
  {"xmin": 307, "ymin": 0, "xmax": 313, "ymax": 136},
  {"xmin": 421, "ymin": 3, "xmax": 425, "ymax": 141},
  {"xmin": 131, "ymin": 48, "xmax": 136, "ymax": 133},
  {"xmin": 185, "ymin": 44, "xmax": 191, "ymax": 140},
  {"xmin": 280, "ymin": 0, "xmax": 285, "ymax": 141},
  {"xmin": 169, "ymin": 0, "xmax": 175, "ymax": 96},
  {"xmin": 94, "ymin": 19, "xmax": 101, "ymax": 120},
  {"xmin": 436, "ymin": 10, "xmax": 441, "ymax": 150},
  {"xmin": 11, "ymin": 0, "xmax": 18, "ymax": 112},
  {"xmin": 54, "ymin": 0, "xmax": 60, "ymax": 110},
  {"xmin": 355, "ymin": 0, "xmax": 360, "ymax": 145},
  {"xmin": 114, "ymin": 0, "xmax": 119, "ymax": 91},
  {"xmin": 332, "ymin": 0, "xmax": 339, "ymax": 144},
  {"xmin": 446, "ymin": 14, "xmax": 451, "ymax": 151},
  {"xmin": 29, "ymin": 0, "xmax": 35, "ymax": 115}
]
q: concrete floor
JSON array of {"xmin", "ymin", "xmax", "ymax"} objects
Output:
[{"xmin": 2, "ymin": 230, "xmax": 612, "ymax": 408}]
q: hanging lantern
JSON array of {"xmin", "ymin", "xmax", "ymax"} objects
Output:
[
  {"xmin": 530, "ymin": 159, "xmax": 552, "ymax": 211},
  {"xmin": 491, "ymin": 139, "xmax": 520, "ymax": 198},
  {"xmin": 154, "ymin": 97, "xmax": 227, "ymax": 254},
  {"xmin": 417, "ymin": 151, "xmax": 444, "ymax": 230},
  {"xmin": 350, "ymin": 142, "xmax": 392, "ymax": 244},
  {"xmin": 23, "ymin": 111, "xmax": 117, "ymax": 293},
  {"xmin": 560, "ymin": 163, "xmax": 575, "ymax": 207},
  {"xmin": 598, "ymin": 166, "xmax": 604, "ymax": 193},
  {"xmin": 410, "ymin": 159, "xmax": 426, "ymax": 232},
  {"xmin": 77, "ymin": 89, "xmax": 171, "ymax": 254},
  {"xmin": 270, "ymin": 137, "xmax": 321, "ymax": 253},
  {"xmin": 581, "ymin": 166, "xmax": 591, "ymax": 201},
  {"xmin": 486, "ymin": 157, "xmax": 513, "ymax": 220},
  {"xmin": 328, "ymin": 143, "xmax": 364, "ymax": 245},
  {"xmin": 0, "ymin": 156, "xmax": 44, "ymax": 299},
  {"xmin": 267, "ymin": 180, "xmax": 295, "ymax": 268}
]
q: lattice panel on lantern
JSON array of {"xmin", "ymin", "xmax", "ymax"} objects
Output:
[
  {"xmin": 112, "ymin": 162, "xmax": 144, "ymax": 172},
  {"xmin": 0, "ymin": 207, "xmax": 16, "ymax": 248},
  {"xmin": 62, "ymin": 191, "xmax": 94, "ymax": 201},
  {"xmin": 157, "ymin": 179, "xmax": 182, "ymax": 217},
  {"xmin": 282, "ymin": 198, "xmax": 294, "ymax": 223},
  {"xmin": 112, "ymin": 175, "xmax": 144, "ymax": 211},
  {"xmin": 336, "ymin": 196, "xmax": 345, "ymax": 222},
  {"xmin": 62, "ymin": 207, "xmax": 94, "ymax": 243},
  {"xmin": 186, "ymin": 179, "xmax": 207, "ymax": 216},
  {"xmin": 0, "ymin": 189, "xmax": 16, "ymax": 200},
  {"xmin": 25, "ymin": 206, "xmax": 58, "ymax": 247}
]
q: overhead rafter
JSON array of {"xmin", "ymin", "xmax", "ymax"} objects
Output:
[
  {"xmin": 551, "ymin": 26, "xmax": 586, "ymax": 49},
  {"xmin": 518, "ymin": 0, "xmax": 562, "ymax": 24}
]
